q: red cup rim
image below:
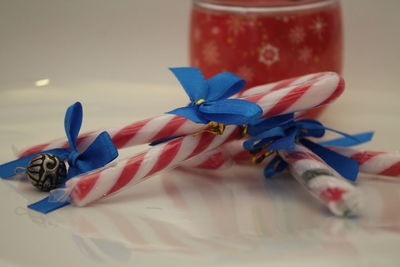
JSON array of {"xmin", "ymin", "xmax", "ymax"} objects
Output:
[{"xmin": 193, "ymin": 0, "xmax": 338, "ymax": 11}]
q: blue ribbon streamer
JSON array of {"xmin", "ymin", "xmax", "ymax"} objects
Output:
[
  {"xmin": 243, "ymin": 114, "xmax": 374, "ymax": 181},
  {"xmin": 0, "ymin": 102, "xmax": 118, "ymax": 213},
  {"xmin": 167, "ymin": 67, "xmax": 262, "ymax": 125}
]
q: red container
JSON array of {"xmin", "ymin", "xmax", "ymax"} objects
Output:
[{"xmin": 190, "ymin": 0, "xmax": 343, "ymax": 117}]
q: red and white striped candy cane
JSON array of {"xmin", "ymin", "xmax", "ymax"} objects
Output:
[
  {"xmin": 18, "ymin": 114, "xmax": 204, "ymax": 158},
  {"xmin": 189, "ymin": 139, "xmax": 271, "ymax": 168},
  {"xmin": 180, "ymin": 147, "xmax": 233, "ymax": 170},
  {"xmin": 244, "ymin": 71, "xmax": 343, "ymax": 118},
  {"xmin": 176, "ymin": 140, "xmax": 362, "ymax": 217},
  {"xmin": 241, "ymin": 72, "xmax": 327, "ymax": 97},
  {"xmin": 17, "ymin": 72, "xmax": 344, "ymax": 158},
  {"xmin": 178, "ymin": 140, "xmax": 255, "ymax": 170},
  {"xmin": 189, "ymin": 141, "xmax": 400, "ymax": 180},
  {"xmin": 279, "ymin": 145, "xmax": 362, "ymax": 217},
  {"xmin": 329, "ymin": 147, "xmax": 400, "ymax": 178},
  {"xmin": 63, "ymin": 126, "xmax": 241, "ymax": 206}
]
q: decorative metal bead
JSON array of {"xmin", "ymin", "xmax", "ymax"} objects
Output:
[{"xmin": 26, "ymin": 153, "xmax": 67, "ymax": 192}]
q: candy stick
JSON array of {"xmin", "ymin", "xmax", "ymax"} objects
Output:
[
  {"xmin": 176, "ymin": 141, "xmax": 362, "ymax": 217},
  {"xmin": 178, "ymin": 140, "xmax": 254, "ymax": 170},
  {"xmin": 222, "ymin": 139, "xmax": 262, "ymax": 165},
  {"xmin": 18, "ymin": 114, "xmax": 204, "ymax": 158},
  {"xmin": 279, "ymin": 145, "xmax": 362, "ymax": 217},
  {"xmin": 329, "ymin": 147, "xmax": 400, "ymax": 178},
  {"xmin": 241, "ymin": 72, "xmax": 328, "ymax": 97},
  {"xmin": 172, "ymin": 139, "xmax": 275, "ymax": 172},
  {"xmin": 63, "ymin": 126, "xmax": 241, "ymax": 206},
  {"xmin": 244, "ymin": 71, "xmax": 343, "ymax": 117},
  {"xmin": 190, "ymin": 143, "xmax": 400, "ymax": 180},
  {"xmin": 179, "ymin": 147, "xmax": 233, "ymax": 170},
  {"xmin": 189, "ymin": 142, "xmax": 400, "ymax": 180},
  {"xmin": 17, "ymin": 72, "xmax": 344, "ymax": 157}
]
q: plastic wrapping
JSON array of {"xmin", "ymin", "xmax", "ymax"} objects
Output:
[
  {"xmin": 279, "ymin": 144, "xmax": 362, "ymax": 217},
  {"xmin": 177, "ymin": 140, "xmax": 363, "ymax": 216},
  {"xmin": 59, "ymin": 126, "xmax": 241, "ymax": 206},
  {"xmin": 187, "ymin": 140, "xmax": 400, "ymax": 181}
]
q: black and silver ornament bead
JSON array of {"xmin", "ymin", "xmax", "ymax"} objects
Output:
[{"xmin": 26, "ymin": 153, "xmax": 67, "ymax": 192}]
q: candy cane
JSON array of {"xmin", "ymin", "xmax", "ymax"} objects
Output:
[
  {"xmin": 194, "ymin": 144, "xmax": 363, "ymax": 216},
  {"xmin": 241, "ymin": 72, "xmax": 328, "ymax": 97},
  {"xmin": 279, "ymin": 145, "xmax": 362, "ymax": 217},
  {"xmin": 176, "ymin": 140, "xmax": 362, "ymax": 216},
  {"xmin": 189, "ymin": 143, "xmax": 400, "ymax": 180},
  {"xmin": 63, "ymin": 126, "xmax": 241, "ymax": 206},
  {"xmin": 244, "ymin": 71, "xmax": 343, "ymax": 117},
  {"xmin": 179, "ymin": 140, "xmax": 255, "ymax": 170},
  {"xmin": 180, "ymin": 147, "xmax": 233, "ymax": 170},
  {"xmin": 329, "ymin": 147, "xmax": 400, "ymax": 178},
  {"xmin": 17, "ymin": 72, "xmax": 344, "ymax": 157}
]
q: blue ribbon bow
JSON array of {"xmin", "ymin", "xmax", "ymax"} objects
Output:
[
  {"xmin": 243, "ymin": 113, "xmax": 374, "ymax": 181},
  {"xmin": 167, "ymin": 67, "xmax": 262, "ymax": 125},
  {"xmin": 0, "ymin": 102, "xmax": 118, "ymax": 213}
]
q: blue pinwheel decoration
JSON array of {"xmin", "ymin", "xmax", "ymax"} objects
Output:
[
  {"xmin": 243, "ymin": 113, "xmax": 374, "ymax": 181},
  {"xmin": 0, "ymin": 102, "xmax": 118, "ymax": 213},
  {"xmin": 167, "ymin": 67, "xmax": 262, "ymax": 126}
]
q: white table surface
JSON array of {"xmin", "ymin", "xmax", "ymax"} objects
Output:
[{"xmin": 0, "ymin": 79, "xmax": 399, "ymax": 267}]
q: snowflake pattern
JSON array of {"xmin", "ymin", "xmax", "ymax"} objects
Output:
[
  {"xmin": 202, "ymin": 42, "xmax": 219, "ymax": 65},
  {"xmin": 258, "ymin": 44, "xmax": 280, "ymax": 66},
  {"xmin": 236, "ymin": 66, "xmax": 254, "ymax": 82},
  {"xmin": 191, "ymin": 7, "xmax": 340, "ymax": 90},
  {"xmin": 310, "ymin": 16, "xmax": 326, "ymax": 39},
  {"xmin": 275, "ymin": 15, "xmax": 294, "ymax": 23},
  {"xmin": 289, "ymin": 26, "xmax": 306, "ymax": 45},
  {"xmin": 299, "ymin": 47, "xmax": 312, "ymax": 62},
  {"xmin": 226, "ymin": 16, "xmax": 246, "ymax": 35},
  {"xmin": 319, "ymin": 187, "xmax": 347, "ymax": 202},
  {"xmin": 247, "ymin": 16, "xmax": 258, "ymax": 27},
  {"xmin": 211, "ymin": 26, "xmax": 220, "ymax": 35}
]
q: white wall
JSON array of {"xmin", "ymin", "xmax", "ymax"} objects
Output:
[
  {"xmin": 342, "ymin": 0, "xmax": 400, "ymax": 92},
  {"xmin": 0, "ymin": 0, "xmax": 399, "ymax": 91}
]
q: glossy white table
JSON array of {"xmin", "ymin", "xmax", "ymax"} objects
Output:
[{"xmin": 0, "ymin": 80, "xmax": 399, "ymax": 267}]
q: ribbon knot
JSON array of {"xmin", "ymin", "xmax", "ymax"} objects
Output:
[
  {"xmin": 68, "ymin": 151, "xmax": 80, "ymax": 168},
  {"xmin": 243, "ymin": 113, "xmax": 374, "ymax": 181},
  {"xmin": 167, "ymin": 67, "xmax": 262, "ymax": 126},
  {"xmin": 0, "ymin": 102, "xmax": 118, "ymax": 213}
]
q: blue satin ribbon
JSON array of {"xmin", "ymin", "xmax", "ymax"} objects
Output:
[
  {"xmin": 243, "ymin": 114, "xmax": 374, "ymax": 181},
  {"xmin": 167, "ymin": 67, "xmax": 262, "ymax": 125},
  {"xmin": 0, "ymin": 102, "xmax": 118, "ymax": 213}
]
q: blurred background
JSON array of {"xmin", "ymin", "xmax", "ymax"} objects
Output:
[{"xmin": 0, "ymin": 0, "xmax": 399, "ymax": 91}]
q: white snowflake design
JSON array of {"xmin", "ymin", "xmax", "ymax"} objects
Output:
[
  {"xmin": 299, "ymin": 47, "xmax": 312, "ymax": 62},
  {"xmin": 275, "ymin": 15, "xmax": 294, "ymax": 23},
  {"xmin": 236, "ymin": 66, "xmax": 254, "ymax": 82},
  {"xmin": 211, "ymin": 26, "xmax": 220, "ymax": 35},
  {"xmin": 247, "ymin": 16, "xmax": 258, "ymax": 27},
  {"xmin": 226, "ymin": 16, "xmax": 246, "ymax": 35},
  {"xmin": 289, "ymin": 26, "xmax": 306, "ymax": 45},
  {"xmin": 259, "ymin": 44, "xmax": 280, "ymax": 66},
  {"xmin": 202, "ymin": 42, "xmax": 219, "ymax": 65},
  {"xmin": 310, "ymin": 16, "xmax": 326, "ymax": 39}
]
